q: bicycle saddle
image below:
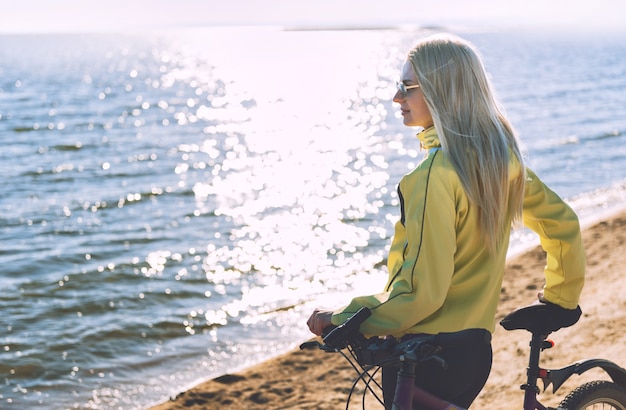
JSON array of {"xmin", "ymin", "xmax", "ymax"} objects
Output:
[{"xmin": 500, "ymin": 302, "xmax": 582, "ymax": 335}]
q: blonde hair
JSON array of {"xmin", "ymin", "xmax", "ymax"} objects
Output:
[{"xmin": 408, "ymin": 33, "xmax": 525, "ymax": 253}]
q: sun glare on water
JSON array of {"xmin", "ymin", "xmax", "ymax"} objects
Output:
[{"xmin": 148, "ymin": 27, "xmax": 409, "ymax": 327}]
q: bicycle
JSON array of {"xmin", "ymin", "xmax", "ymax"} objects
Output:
[{"xmin": 300, "ymin": 303, "xmax": 626, "ymax": 409}]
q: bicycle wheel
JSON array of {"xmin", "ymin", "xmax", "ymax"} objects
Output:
[{"xmin": 557, "ymin": 380, "xmax": 626, "ymax": 410}]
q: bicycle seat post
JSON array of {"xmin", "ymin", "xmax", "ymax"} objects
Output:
[{"xmin": 522, "ymin": 332, "xmax": 547, "ymax": 409}]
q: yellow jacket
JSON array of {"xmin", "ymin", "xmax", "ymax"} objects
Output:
[{"xmin": 331, "ymin": 128, "xmax": 585, "ymax": 337}]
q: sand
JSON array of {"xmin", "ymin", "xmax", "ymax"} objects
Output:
[{"xmin": 149, "ymin": 211, "xmax": 626, "ymax": 409}]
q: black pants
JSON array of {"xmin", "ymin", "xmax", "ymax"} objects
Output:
[{"xmin": 382, "ymin": 329, "xmax": 492, "ymax": 409}]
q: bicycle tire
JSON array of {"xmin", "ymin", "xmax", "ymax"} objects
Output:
[{"xmin": 557, "ymin": 380, "xmax": 626, "ymax": 410}]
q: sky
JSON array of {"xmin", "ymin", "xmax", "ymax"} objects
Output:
[{"xmin": 0, "ymin": 0, "xmax": 625, "ymax": 33}]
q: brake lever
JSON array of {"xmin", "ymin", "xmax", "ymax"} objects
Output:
[
  {"xmin": 430, "ymin": 355, "xmax": 448, "ymax": 370},
  {"xmin": 299, "ymin": 341, "xmax": 322, "ymax": 350},
  {"xmin": 299, "ymin": 340, "xmax": 337, "ymax": 352}
]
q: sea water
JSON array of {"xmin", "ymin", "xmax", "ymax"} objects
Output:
[{"xmin": 1, "ymin": 26, "xmax": 626, "ymax": 409}]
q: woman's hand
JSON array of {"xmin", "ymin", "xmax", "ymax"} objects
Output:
[{"xmin": 306, "ymin": 308, "xmax": 334, "ymax": 336}]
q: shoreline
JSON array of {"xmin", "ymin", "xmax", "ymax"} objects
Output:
[{"xmin": 149, "ymin": 209, "xmax": 626, "ymax": 409}]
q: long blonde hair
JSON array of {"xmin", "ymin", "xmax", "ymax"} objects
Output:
[{"xmin": 408, "ymin": 33, "xmax": 525, "ymax": 253}]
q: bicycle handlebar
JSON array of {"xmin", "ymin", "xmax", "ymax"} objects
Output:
[
  {"xmin": 299, "ymin": 307, "xmax": 371, "ymax": 352},
  {"xmin": 299, "ymin": 307, "xmax": 461, "ymax": 410}
]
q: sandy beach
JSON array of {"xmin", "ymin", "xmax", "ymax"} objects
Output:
[{"xmin": 149, "ymin": 210, "xmax": 626, "ymax": 409}]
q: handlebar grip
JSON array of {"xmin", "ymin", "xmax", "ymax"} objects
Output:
[{"xmin": 323, "ymin": 307, "xmax": 371, "ymax": 348}]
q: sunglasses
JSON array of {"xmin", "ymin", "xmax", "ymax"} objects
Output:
[{"xmin": 396, "ymin": 81, "xmax": 420, "ymax": 98}]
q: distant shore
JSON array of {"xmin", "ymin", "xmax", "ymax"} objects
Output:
[{"xmin": 149, "ymin": 210, "xmax": 626, "ymax": 409}]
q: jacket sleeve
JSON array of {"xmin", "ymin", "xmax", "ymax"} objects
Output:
[
  {"xmin": 330, "ymin": 153, "xmax": 457, "ymax": 337},
  {"xmin": 523, "ymin": 168, "xmax": 585, "ymax": 309}
]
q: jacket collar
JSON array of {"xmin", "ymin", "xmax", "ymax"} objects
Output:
[{"xmin": 417, "ymin": 126, "xmax": 441, "ymax": 150}]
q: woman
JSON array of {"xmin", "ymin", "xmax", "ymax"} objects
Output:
[{"xmin": 306, "ymin": 33, "xmax": 585, "ymax": 408}]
